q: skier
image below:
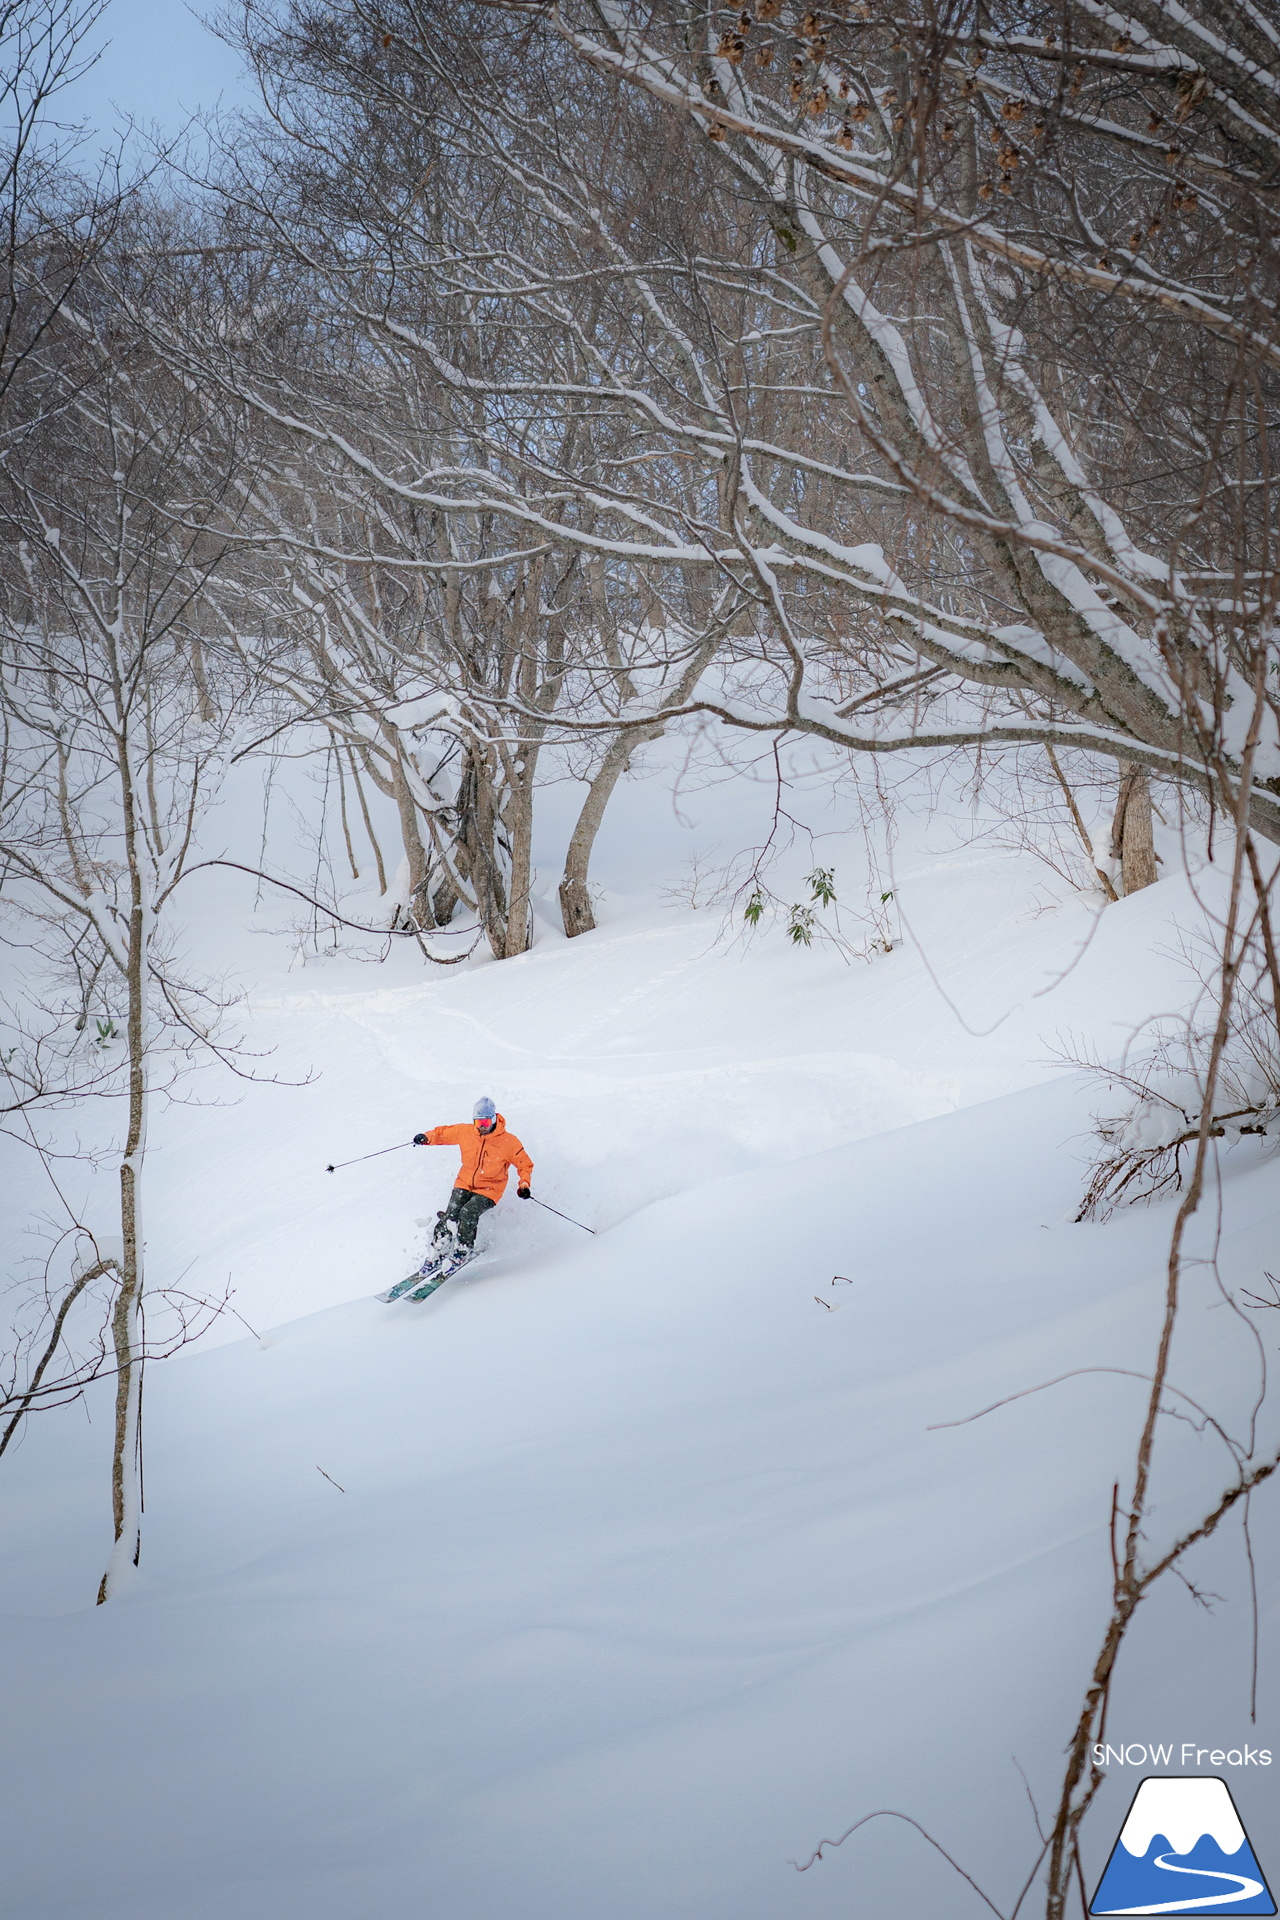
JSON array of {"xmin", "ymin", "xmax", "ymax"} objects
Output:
[{"xmin": 412, "ymin": 1097, "xmax": 533, "ymax": 1263}]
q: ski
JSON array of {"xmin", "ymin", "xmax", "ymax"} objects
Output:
[
  {"xmin": 378, "ymin": 1247, "xmax": 452, "ymax": 1303},
  {"xmin": 378, "ymin": 1241, "xmax": 477, "ymax": 1303},
  {"xmin": 406, "ymin": 1248, "xmax": 474, "ymax": 1299},
  {"xmin": 378, "ymin": 1273, "xmax": 425, "ymax": 1303}
]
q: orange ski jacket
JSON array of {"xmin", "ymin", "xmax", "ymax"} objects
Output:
[{"xmin": 420, "ymin": 1115, "xmax": 533, "ymax": 1203}]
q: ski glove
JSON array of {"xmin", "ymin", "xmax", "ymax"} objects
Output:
[
  {"xmin": 412, "ymin": 1133, "xmax": 428, "ymax": 1145},
  {"xmin": 517, "ymin": 1186, "xmax": 532, "ymax": 1199}
]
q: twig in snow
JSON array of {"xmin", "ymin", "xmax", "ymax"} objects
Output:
[{"xmin": 790, "ymin": 1809, "xmax": 1006, "ymax": 1917}]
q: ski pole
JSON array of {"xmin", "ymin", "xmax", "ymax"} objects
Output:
[
  {"xmin": 325, "ymin": 1141, "xmax": 414, "ymax": 1173},
  {"xmin": 531, "ymin": 1195, "xmax": 595, "ymax": 1234}
]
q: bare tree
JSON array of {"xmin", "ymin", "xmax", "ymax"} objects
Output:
[
  {"xmin": 408, "ymin": 0, "xmax": 1280, "ymax": 861},
  {"xmin": 0, "ymin": 307, "xmax": 264, "ymax": 1601},
  {"xmin": 0, "ymin": 0, "xmax": 135, "ymax": 418},
  {"xmin": 125, "ymin": 7, "xmax": 766, "ymax": 945}
]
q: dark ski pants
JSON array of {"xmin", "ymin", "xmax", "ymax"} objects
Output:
[{"xmin": 436, "ymin": 1186, "xmax": 496, "ymax": 1250}]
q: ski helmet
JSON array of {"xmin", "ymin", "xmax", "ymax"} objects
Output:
[{"xmin": 473, "ymin": 1096, "xmax": 497, "ymax": 1124}]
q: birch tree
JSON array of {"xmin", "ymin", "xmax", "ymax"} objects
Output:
[{"xmin": 0, "ymin": 317, "xmax": 260, "ymax": 1601}]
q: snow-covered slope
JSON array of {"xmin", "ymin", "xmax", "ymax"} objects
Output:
[
  {"xmin": 1, "ymin": 763, "xmax": 1277, "ymax": 1918},
  {"xmin": 117, "ymin": 842, "xmax": 1242, "ymax": 1338}
]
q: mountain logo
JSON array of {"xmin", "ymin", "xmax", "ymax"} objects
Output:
[{"xmin": 1090, "ymin": 1777, "xmax": 1276, "ymax": 1916}]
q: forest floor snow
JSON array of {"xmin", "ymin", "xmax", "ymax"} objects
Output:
[{"xmin": 1, "ymin": 779, "xmax": 1278, "ymax": 1919}]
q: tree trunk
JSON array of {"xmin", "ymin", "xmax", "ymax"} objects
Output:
[
  {"xmin": 345, "ymin": 747, "xmax": 387, "ymax": 894},
  {"xmin": 335, "ymin": 747, "xmax": 360, "ymax": 880},
  {"xmin": 189, "ymin": 635, "xmax": 215, "ymax": 723},
  {"xmin": 455, "ymin": 739, "xmax": 510, "ymax": 959},
  {"xmin": 97, "ymin": 748, "xmax": 148, "ymax": 1605},
  {"xmin": 430, "ymin": 876, "xmax": 460, "ymax": 928},
  {"xmin": 1110, "ymin": 764, "xmax": 1158, "ymax": 896},
  {"xmin": 502, "ymin": 765, "xmax": 535, "ymax": 958},
  {"xmin": 560, "ymin": 730, "xmax": 646, "ymax": 936},
  {"xmin": 1045, "ymin": 746, "xmax": 1119, "ymax": 902},
  {"xmin": 557, "ymin": 617, "xmax": 726, "ymax": 937},
  {"xmin": 388, "ymin": 743, "xmax": 431, "ymax": 929}
]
